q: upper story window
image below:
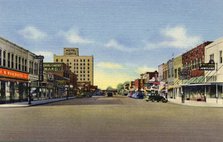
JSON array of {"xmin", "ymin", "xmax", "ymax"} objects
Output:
[
  {"xmin": 220, "ymin": 51, "xmax": 222, "ymax": 64},
  {"xmin": 210, "ymin": 54, "xmax": 214, "ymax": 61},
  {"xmin": 56, "ymin": 59, "xmax": 58, "ymax": 62},
  {"xmin": 0, "ymin": 49, "xmax": 2, "ymax": 66},
  {"xmin": 11, "ymin": 54, "xmax": 14, "ymax": 69},
  {"xmin": 8, "ymin": 52, "xmax": 10, "ymax": 68}
]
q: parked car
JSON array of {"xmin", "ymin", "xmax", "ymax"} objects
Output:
[
  {"xmin": 107, "ymin": 92, "xmax": 113, "ymax": 97},
  {"xmin": 146, "ymin": 93, "xmax": 168, "ymax": 103},
  {"xmin": 131, "ymin": 91, "xmax": 144, "ymax": 99}
]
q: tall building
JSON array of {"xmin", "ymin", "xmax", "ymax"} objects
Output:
[{"xmin": 54, "ymin": 48, "xmax": 94, "ymax": 88}]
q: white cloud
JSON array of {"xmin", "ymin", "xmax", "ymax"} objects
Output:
[
  {"xmin": 59, "ymin": 29, "xmax": 94, "ymax": 44},
  {"xmin": 105, "ymin": 39, "xmax": 137, "ymax": 52},
  {"xmin": 160, "ymin": 26, "xmax": 202, "ymax": 49},
  {"xmin": 34, "ymin": 51, "xmax": 53, "ymax": 62},
  {"xmin": 18, "ymin": 26, "xmax": 47, "ymax": 41},
  {"xmin": 136, "ymin": 65, "xmax": 157, "ymax": 74},
  {"xmin": 96, "ymin": 62, "xmax": 124, "ymax": 69},
  {"xmin": 144, "ymin": 26, "xmax": 202, "ymax": 50}
]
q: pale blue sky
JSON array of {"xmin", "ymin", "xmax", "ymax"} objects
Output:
[{"xmin": 1, "ymin": 0, "xmax": 223, "ymax": 88}]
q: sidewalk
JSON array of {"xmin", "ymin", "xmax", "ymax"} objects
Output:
[
  {"xmin": 168, "ymin": 98, "xmax": 223, "ymax": 107},
  {"xmin": 0, "ymin": 97, "xmax": 75, "ymax": 108}
]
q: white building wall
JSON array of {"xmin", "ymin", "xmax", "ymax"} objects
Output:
[{"xmin": 205, "ymin": 38, "xmax": 223, "ymax": 82}]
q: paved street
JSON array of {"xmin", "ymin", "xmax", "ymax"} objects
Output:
[{"xmin": 1, "ymin": 96, "xmax": 223, "ymax": 142}]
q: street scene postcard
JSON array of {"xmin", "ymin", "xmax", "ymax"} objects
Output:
[{"xmin": 0, "ymin": 0, "xmax": 223, "ymax": 142}]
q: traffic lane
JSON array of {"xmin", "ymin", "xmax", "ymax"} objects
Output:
[{"xmin": 0, "ymin": 97, "xmax": 223, "ymax": 142}]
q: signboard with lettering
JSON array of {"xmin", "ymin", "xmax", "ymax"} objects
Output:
[
  {"xmin": 64, "ymin": 48, "xmax": 79, "ymax": 56},
  {"xmin": 199, "ymin": 63, "xmax": 215, "ymax": 70},
  {"xmin": 0, "ymin": 68, "xmax": 28, "ymax": 80},
  {"xmin": 36, "ymin": 55, "xmax": 44, "ymax": 82}
]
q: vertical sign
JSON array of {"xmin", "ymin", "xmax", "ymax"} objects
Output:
[{"xmin": 36, "ymin": 55, "xmax": 44, "ymax": 82}]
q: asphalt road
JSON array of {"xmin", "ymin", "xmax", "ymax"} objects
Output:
[{"xmin": 0, "ymin": 96, "xmax": 223, "ymax": 142}]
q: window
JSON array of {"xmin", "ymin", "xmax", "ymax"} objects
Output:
[
  {"xmin": 18, "ymin": 57, "xmax": 21, "ymax": 70},
  {"xmin": 210, "ymin": 54, "xmax": 214, "ymax": 61},
  {"xmin": 56, "ymin": 59, "xmax": 58, "ymax": 62},
  {"xmin": 22, "ymin": 58, "xmax": 24, "ymax": 71},
  {"xmin": 15, "ymin": 55, "xmax": 18, "ymax": 69},
  {"xmin": 178, "ymin": 68, "xmax": 181, "ymax": 79},
  {"xmin": 11, "ymin": 54, "xmax": 14, "ymax": 68},
  {"xmin": 8, "ymin": 52, "xmax": 10, "ymax": 68},
  {"xmin": 61, "ymin": 59, "xmax": 63, "ymax": 62},
  {"xmin": 175, "ymin": 69, "xmax": 177, "ymax": 78},
  {"xmin": 3, "ymin": 50, "xmax": 6, "ymax": 67},
  {"xmin": 220, "ymin": 51, "xmax": 222, "ymax": 64},
  {"xmin": 0, "ymin": 49, "xmax": 2, "ymax": 66},
  {"xmin": 67, "ymin": 59, "xmax": 69, "ymax": 62}
]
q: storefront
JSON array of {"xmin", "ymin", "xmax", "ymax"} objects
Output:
[{"xmin": 0, "ymin": 67, "xmax": 29, "ymax": 103}]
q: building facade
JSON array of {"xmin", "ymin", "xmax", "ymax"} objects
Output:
[
  {"xmin": 205, "ymin": 38, "xmax": 223, "ymax": 103},
  {"xmin": 158, "ymin": 63, "xmax": 164, "ymax": 81},
  {"xmin": 54, "ymin": 48, "xmax": 94, "ymax": 88},
  {"xmin": 0, "ymin": 37, "xmax": 42, "ymax": 103},
  {"xmin": 181, "ymin": 41, "xmax": 212, "ymax": 101},
  {"xmin": 43, "ymin": 62, "xmax": 78, "ymax": 97},
  {"xmin": 172, "ymin": 55, "xmax": 182, "ymax": 99}
]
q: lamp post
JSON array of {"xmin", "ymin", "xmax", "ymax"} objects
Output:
[
  {"xmin": 65, "ymin": 84, "xmax": 69, "ymax": 100},
  {"xmin": 28, "ymin": 81, "xmax": 31, "ymax": 105}
]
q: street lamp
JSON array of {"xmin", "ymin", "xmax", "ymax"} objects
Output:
[{"xmin": 65, "ymin": 84, "xmax": 69, "ymax": 100}]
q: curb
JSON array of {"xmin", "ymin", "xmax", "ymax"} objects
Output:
[
  {"xmin": 168, "ymin": 99, "xmax": 223, "ymax": 108},
  {"xmin": 0, "ymin": 97, "xmax": 75, "ymax": 108}
]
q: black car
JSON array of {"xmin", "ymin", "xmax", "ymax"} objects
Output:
[
  {"xmin": 146, "ymin": 94, "xmax": 168, "ymax": 103},
  {"xmin": 107, "ymin": 92, "xmax": 113, "ymax": 97}
]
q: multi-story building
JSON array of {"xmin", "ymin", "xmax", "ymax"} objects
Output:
[
  {"xmin": 158, "ymin": 63, "xmax": 164, "ymax": 81},
  {"xmin": 0, "ymin": 37, "xmax": 42, "ymax": 103},
  {"xmin": 181, "ymin": 41, "xmax": 212, "ymax": 101},
  {"xmin": 163, "ymin": 63, "xmax": 168, "ymax": 83},
  {"xmin": 172, "ymin": 55, "xmax": 182, "ymax": 99},
  {"xmin": 54, "ymin": 48, "xmax": 94, "ymax": 89},
  {"xmin": 205, "ymin": 38, "xmax": 223, "ymax": 103},
  {"xmin": 43, "ymin": 62, "xmax": 77, "ymax": 97}
]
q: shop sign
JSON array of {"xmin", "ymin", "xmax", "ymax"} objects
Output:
[
  {"xmin": 36, "ymin": 55, "xmax": 44, "ymax": 82},
  {"xmin": 199, "ymin": 63, "xmax": 215, "ymax": 70},
  {"xmin": 0, "ymin": 68, "xmax": 28, "ymax": 80}
]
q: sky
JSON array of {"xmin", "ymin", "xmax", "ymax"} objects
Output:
[{"xmin": 1, "ymin": 0, "xmax": 223, "ymax": 89}]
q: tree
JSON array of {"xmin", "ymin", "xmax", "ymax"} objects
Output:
[
  {"xmin": 116, "ymin": 83, "xmax": 124, "ymax": 93},
  {"xmin": 106, "ymin": 86, "xmax": 114, "ymax": 91}
]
